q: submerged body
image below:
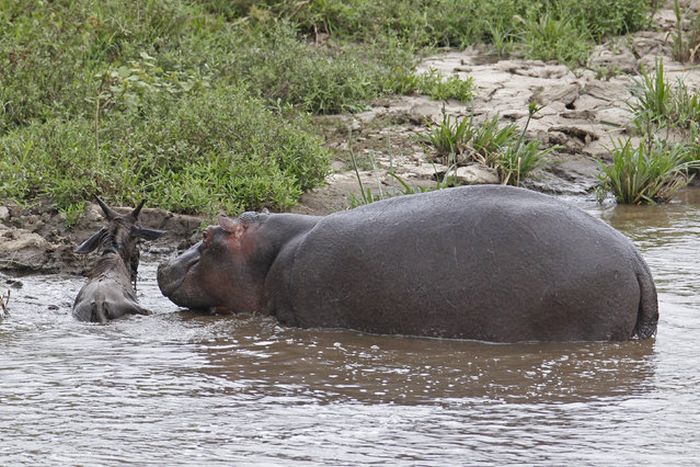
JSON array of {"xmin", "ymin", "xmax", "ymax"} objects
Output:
[
  {"xmin": 158, "ymin": 185, "xmax": 658, "ymax": 342},
  {"xmin": 72, "ymin": 257, "xmax": 150, "ymax": 323}
]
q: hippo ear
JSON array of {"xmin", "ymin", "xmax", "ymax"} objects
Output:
[
  {"xmin": 75, "ymin": 228, "xmax": 107, "ymax": 254},
  {"xmin": 133, "ymin": 227, "xmax": 166, "ymax": 241},
  {"xmin": 219, "ymin": 215, "xmax": 247, "ymax": 239}
]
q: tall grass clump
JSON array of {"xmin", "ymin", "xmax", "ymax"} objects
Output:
[
  {"xmin": 598, "ymin": 139, "xmax": 694, "ymax": 204},
  {"xmin": 629, "ymin": 60, "xmax": 700, "ymax": 132},
  {"xmin": 516, "ymin": 12, "xmax": 591, "ymax": 66},
  {"xmin": 423, "ymin": 103, "xmax": 550, "ymax": 186}
]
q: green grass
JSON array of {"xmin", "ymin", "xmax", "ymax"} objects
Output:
[
  {"xmin": 629, "ymin": 60, "xmax": 700, "ymax": 132},
  {"xmin": 0, "ymin": 88, "xmax": 331, "ymax": 217},
  {"xmin": 422, "ymin": 103, "xmax": 550, "ymax": 186},
  {"xmin": 517, "ymin": 12, "xmax": 591, "ymax": 66},
  {"xmin": 597, "ymin": 138, "xmax": 694, "ymax": 204}
]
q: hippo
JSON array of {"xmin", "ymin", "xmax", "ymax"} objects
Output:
[
  {"xmin": 73, "ymin": 198, "xmax": 165, "ymax": 323},
  {"xmin": 157, "ymin": 185, "xmax": 658, "ymax": 342}
]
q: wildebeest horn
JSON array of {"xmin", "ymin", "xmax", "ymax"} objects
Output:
[
  {"xmin": 131, "ymin": 199, "xmax": 146, "ymax": 219},
  {"xmin": 95, "ymin": 196, "xmax": 119, "ymax": 220}
]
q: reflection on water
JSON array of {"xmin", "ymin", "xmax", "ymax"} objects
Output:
[{"xmin": 1, "ymin": 189, "xmax": 699, "ymax": 465}]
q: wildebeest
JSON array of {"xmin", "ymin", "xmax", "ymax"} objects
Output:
[
  {"xmin": 73, "ymin": 197, "xmax": 165, "ymax": 323},
  {"xmin": 157, "ymin": 185, "xmax": 658, "ymax": 342}
]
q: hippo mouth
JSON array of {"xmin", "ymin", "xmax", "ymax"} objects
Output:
[{"xmin": 157, "ymin": 243, "xmax": 201, "ymax": 300}]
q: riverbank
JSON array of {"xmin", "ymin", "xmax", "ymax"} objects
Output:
[{"xmin": 2, "ymin": 1, "xmax": 700, "ymax": 274}]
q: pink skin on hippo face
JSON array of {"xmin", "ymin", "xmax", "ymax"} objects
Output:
[
  {"xmin": 157, "ymin": 185, "xmax": 659, "ymax": 342},
  {"xmin": 157, "ymin": 215, "xmax": 270, "ymax": 313}
]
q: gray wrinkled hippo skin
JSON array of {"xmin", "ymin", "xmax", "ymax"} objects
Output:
[
  {"xmin": 157, "ymin": 185, "xmax": 658, "ymax": 342},
  {"xmin": 73, "ymin": 198, "xmax": 165, "ymax": 323}
]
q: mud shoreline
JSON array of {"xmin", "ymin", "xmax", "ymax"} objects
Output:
[{"xmin": 2, "ymin": 2, "xmax": 698, "ymax": 275}]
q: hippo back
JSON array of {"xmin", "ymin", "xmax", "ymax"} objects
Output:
[{"xmin": 280, "ymin": 185, "xmax": 650, "ymax": 341}]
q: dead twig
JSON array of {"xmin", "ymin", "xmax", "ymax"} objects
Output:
[{"xmin": 0, "ymin": 289, "xmax": 10, "ymax": 317}]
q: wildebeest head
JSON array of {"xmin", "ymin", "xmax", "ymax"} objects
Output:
[{"xmin": 75, "ymin": 197, "xmax": 166, "ymax": 282}]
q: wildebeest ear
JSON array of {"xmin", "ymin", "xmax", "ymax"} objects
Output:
[
  {"xmin": 219, "ymin": 215, "xmax": 247, "ymax": 238},
  {"xmin": 133, "ymin": 227, "xmax": 166, "ymax": 241},
  {"xmin": 75, "ymin": 228, "xmax": 107, "ymax": 254}
]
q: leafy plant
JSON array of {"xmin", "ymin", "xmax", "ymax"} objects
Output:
[
  {"xmin": 423, "ymin": 112, "xmax": 476, "ymax": 158},
  {"xmin": 422, "ymin": 103, "xmax": 550, "ymax": 186},
  {"xmin": 629, "ymin": 59, "xmax": 700, "ymax": 132},
  {"xmin": 384, "ymin": 69, "xmax": 475, "ymax": 103},
  {"xmin": 516, "ymin": 12, "xmax": 591, "ymax": 67},
  {"xmin": 493, "ymin": 102, "xmax": 550, "ymax": 185},
  {"xmin": 597, "ymin": 138, "xmax": 695, "ymax": 204}
]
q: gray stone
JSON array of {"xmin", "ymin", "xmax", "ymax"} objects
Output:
[
  {"xmin": 403, "ymin": 163, "xmax": 450, "ymax": 181},
  {"xmin": 453, "ymin": 164, "xmax": 499, "ymax": 185},
  {"xmin": 0, "ymin": 206, "xmax": 8, "ymax": 221},
  {"xmin": 589, "ymin": 43, "xmax": 638, "ymax": 74},
  {"xmin": 532, "ymin": 83, "xmax": 580, "ymax": 106},
  {"xmin": 0, "ymin": 229, "xmax": 50, "ymax": 271}
]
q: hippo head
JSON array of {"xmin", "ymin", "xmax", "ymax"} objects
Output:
[
  {"xmin": 76, "ymin": 197, "xmax": 166, "ymax": 279},
  {"xmin": 157, "ymin": 214, "xmax": 268, "ymax": 313}
]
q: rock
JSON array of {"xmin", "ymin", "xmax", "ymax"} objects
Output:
[
  {"xmin": 0, "ymin": 206, "xmax": 9, "ymax": 222},
  {"xmin": 531, "ymin": 83, "xmax": 580, "ymax": 106},
  {"xmin": 589, "ymin": 43, "xmax": 638, "ymax": 74},
  {"xmin": 631, "ymin": 32, "xmax": 670, "ymax": 59},
  {"xmin": 597, "ymin": 107, "xmax": 634, "ymax": 128},
  {"xmin": 652, "ymin": 8, "xmax": 678, "ymax": 31},
  {"xmin": 548, "ymin": 124, "xmax": 600, "ymax": 143},
  {"xmin": 403, "ymin": 163, "xmax": 450, "ymax": 181},
  {"xmin": 0, "ymin": 229, "xmax": 51, "ymax": 271},
  {"xmin": 453, "ymin": 164, "xmax": 499, "ymax": 185}
]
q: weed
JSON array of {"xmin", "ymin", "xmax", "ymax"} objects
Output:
[
  {"xmin": 671, "ymin": 0, "xmax": 689, "ymax": 63},
  {"xmin": 597, "ymin": 138, "xmax": 694, "ymax": 204},
  {"xmin": 423, "ymin": 112, "xmax": 476, "ymax": 158},
  {"xmin": 384, "ymin": 69, "xmax": 475, "ymax": 103},
  {"xmin": 493, "ymin": 102, "xmax": 550, "ymax": 185},
  {"xmin": 629, "ymin": 60, "xmax": 700, "ymax": 132},
  {"xmin": 422, "ymin": 103, "xmax": 550, "ymax": 186},
  {"xmin": 516, "ymin": 12, "xmax": 591, "ymax": 67}
]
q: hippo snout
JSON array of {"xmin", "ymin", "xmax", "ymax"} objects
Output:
[
  {"xmin": 156, "ymin": 260, "xmax": 182, "ymax": 298},
  {"xmin": 157, "ymin": 242, "xmax": 208, "ymax": 309}
]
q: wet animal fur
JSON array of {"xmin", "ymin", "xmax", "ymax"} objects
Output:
[{"xmin": 72, "ymin": 198, "xmax": 165, "ymax": 323}]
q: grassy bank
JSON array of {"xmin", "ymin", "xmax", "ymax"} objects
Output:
[{"xmin": 0, "ymin": 0, "xmax": 653, "ymax": 218}]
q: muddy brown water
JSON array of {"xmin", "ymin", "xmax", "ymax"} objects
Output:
[{"xmin": 1, "ymin": 190, "xmax": 699, "ymax": 465}]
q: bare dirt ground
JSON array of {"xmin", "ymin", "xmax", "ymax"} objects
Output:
[{"xmin": 2, "ymin": 2, "xmax": 699, "ymax": 274}]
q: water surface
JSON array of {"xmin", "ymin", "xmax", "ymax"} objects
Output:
[{"xmin": 1, "ymin": 190, "xmax": 699, "ymax": 465}]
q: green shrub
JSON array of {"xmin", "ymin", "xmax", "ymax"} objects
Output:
[
  {"xmin": 0, "ymin": 87, "xmax": 330, "ymax": 216},
  {"xmin": 597, "ymin": 139, "xmax": 693, "ymax": 204},
  {"xmin": 245, "ymin": 0, "xmax": 649, "ymax": 49}
]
